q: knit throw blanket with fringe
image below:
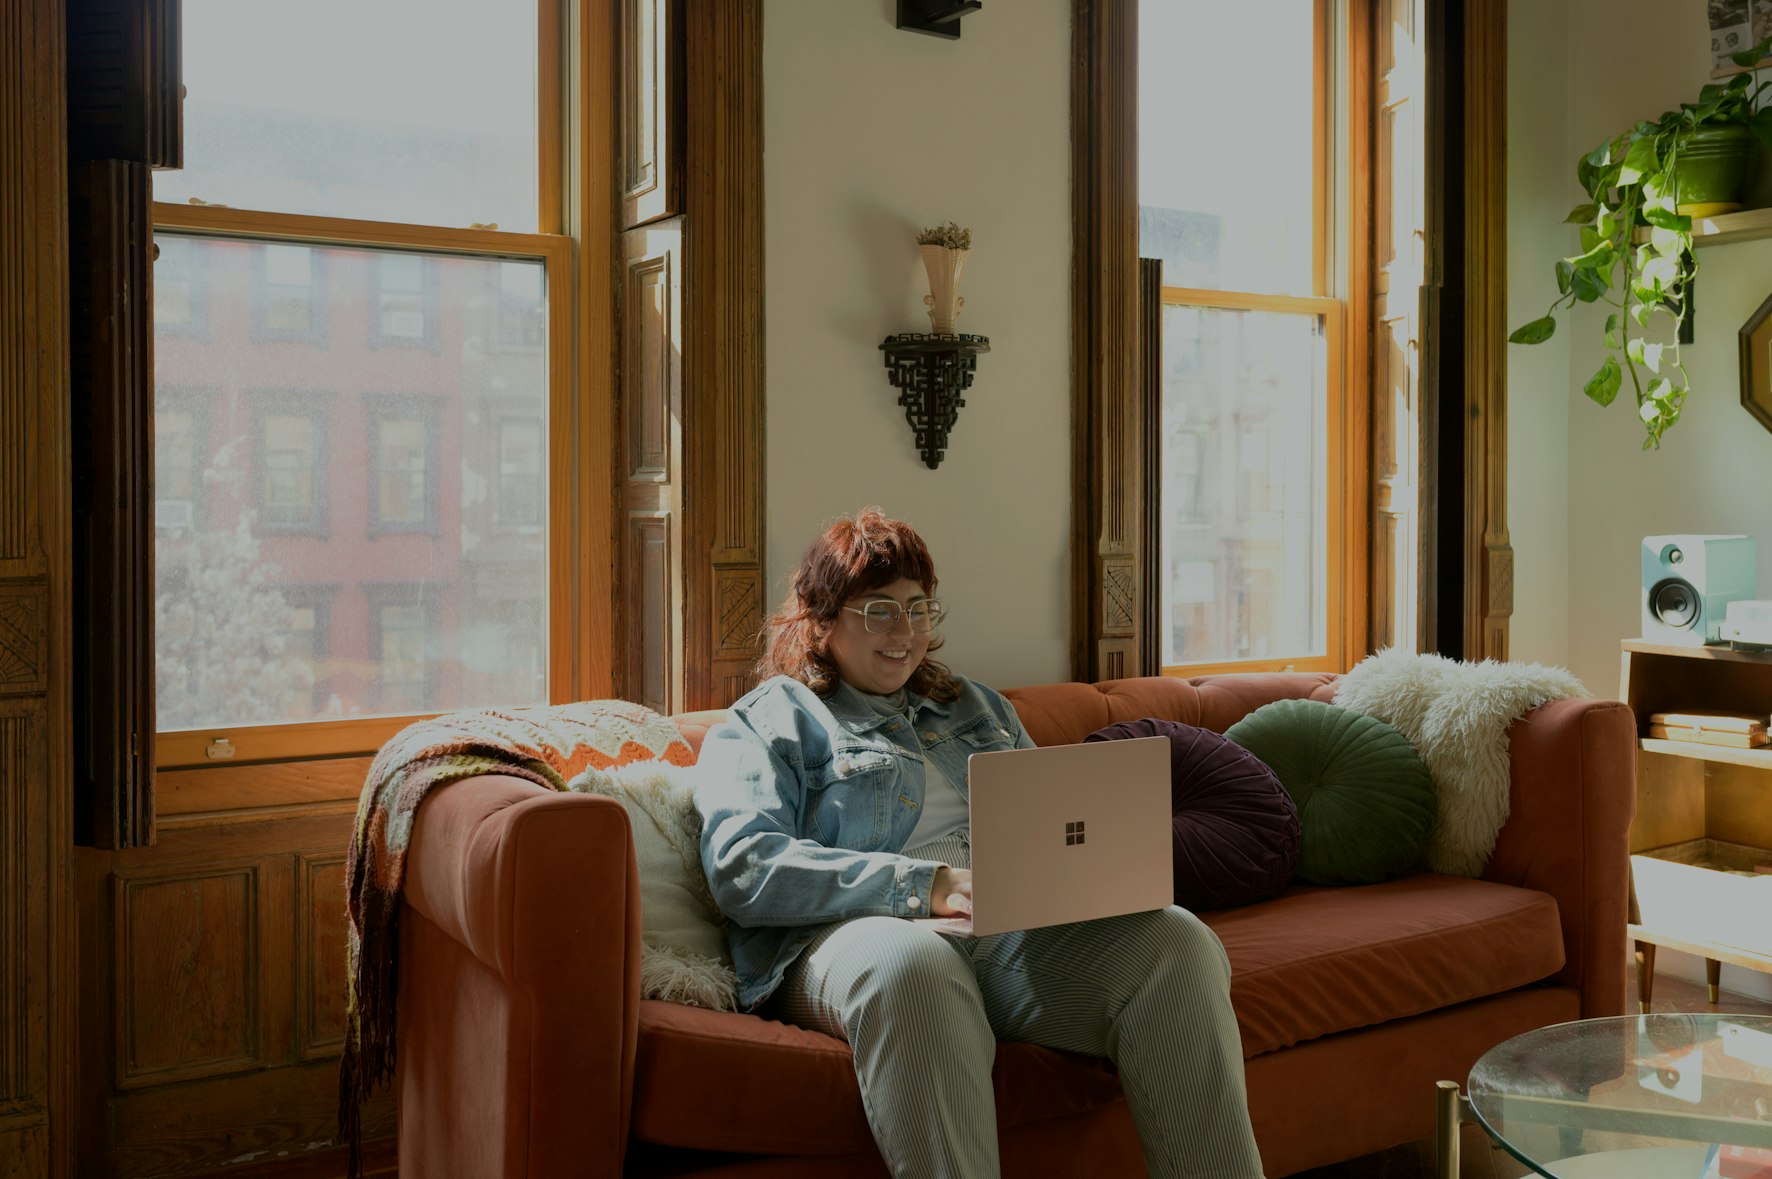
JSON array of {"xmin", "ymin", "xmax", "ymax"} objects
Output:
[
  {"xmin": 337, "ymin": 700, "xmax": 694, "ymax": 1177},
  {"xmin": 1332, "ymin": 648, "xmax": 1586, "ymax": 879}
]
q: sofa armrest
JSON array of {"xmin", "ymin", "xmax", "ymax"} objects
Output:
[
  {"xmin": 1482, "ymin": 698, "xmax": 1636, "ymax": 1020},
  {"xmin": 399, "ymin": 773, "xmax": 642, "ymax": 1178}
]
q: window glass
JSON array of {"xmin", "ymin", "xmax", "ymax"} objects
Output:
[
  {"xmin": 1159, "ymin": 305, "xmax": 1327, "ymax": 665},
  {"xmin": 155, "ymin": 236, "xmax": 201, "ymax": 329},
  {"xmin": 1138, "ymin": 1, "xmax": 1316, "ymax": 294},
  {"xmin": 497, "ymin": 418, "xmax": 543, "ymax": 526},
  {"xmin": 261, "ymin": 244, "xmax": 318, "ymax": 336},
  {"xmin": 376, "ymin": 255, "xmax": 430, "ymax": 341},
  {"xmin": 156, "ymin": 409, "xmax": 196, "ymax": 505},
  {"xmin": 153, "ymin": 232, "xmax": 550, "ymax": 730},
  {"xmin": 376, "ymin": 602, "xmax": 430, "ymax": 711},
  {"xmin": 155, "ymin": 0, "xmax": 539, "ymax": 232}
]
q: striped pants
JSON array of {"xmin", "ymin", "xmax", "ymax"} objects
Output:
[{"xmin": 769, "ymin": 832, "xmax": 1264, "ymax": 1179}]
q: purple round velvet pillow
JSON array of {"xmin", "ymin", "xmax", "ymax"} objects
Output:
[{"xmin": 1084, "ymin": 717, "xmax": 1300, "ymax": 912}]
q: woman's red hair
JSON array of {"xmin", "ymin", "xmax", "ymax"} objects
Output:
[{"xmin": 757, "ymin": 508, "xmax": 960, "ymax": 701}]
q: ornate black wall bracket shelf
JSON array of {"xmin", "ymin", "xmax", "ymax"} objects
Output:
[
  {"xmin": 880, "ymin": 332, "xmax": 989, "ymax": 469},
  {"xmin": 897, "ymin": 0, "xmax": 982, "ymax": 39}
]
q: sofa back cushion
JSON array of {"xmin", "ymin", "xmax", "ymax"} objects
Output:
[
  {"xmin": 1085, "ymin": 717, "xmax": 1300, "ymax": 911},
  {"xmin": 1003, "ymin": 673, "xmax": 1340, "ymax": 747}
]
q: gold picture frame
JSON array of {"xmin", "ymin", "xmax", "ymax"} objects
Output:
[{"xmin": 1737, "ymin": 291, "xmax": 1772, "ymax": 432}]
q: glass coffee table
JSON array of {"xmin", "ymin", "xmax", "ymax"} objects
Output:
[{"xmin": 1436, "ymin": 1014, "xmax": 1772, "ymax": 1178}]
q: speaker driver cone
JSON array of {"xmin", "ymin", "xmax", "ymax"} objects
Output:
[{"xmin": 1650, "ymin": 577, "xmax": 1700, "ymax": 629}]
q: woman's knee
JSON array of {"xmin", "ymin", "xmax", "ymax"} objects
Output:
[
  {"xmin": 825, "ymin": 922, "xmax": 985, "ymax": 1024},
  {"xmin": 1129, "ymin": 905, "xmax": 1232, "ymax": 985}
]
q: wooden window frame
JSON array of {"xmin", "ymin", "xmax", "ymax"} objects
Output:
[
  {"xmin": 1154, "ymin": 286, "xmax": 1350, "ymax": 677},
  {"xmin": 150, "ymin": 0, "xmax": 613, "ymax": 775}
]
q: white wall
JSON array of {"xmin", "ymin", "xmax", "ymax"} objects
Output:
[
  {"xmin": 764, "ymin": 0, "xmax": 1073, "ymax": 689},
  {"xmin": 1504, "ymin": 0, "xmax": 1573, "ymax": 671},
  {"xmin": 1557, "ymin": 0, "xmax": 1772, "ymax": 700},
  {"xmin": 1509, "ymin": 0, "xmax": 1772, "ymax": 1001}
]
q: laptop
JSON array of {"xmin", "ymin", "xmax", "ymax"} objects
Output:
[{"xmin": 916, "ymin": 734, "xmax": 1173, "ymax": 937}]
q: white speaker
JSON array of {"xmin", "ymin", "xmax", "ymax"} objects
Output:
[{"xmin": 1641, "ymin": 534, "xmax": 1757, "ymax": 645}]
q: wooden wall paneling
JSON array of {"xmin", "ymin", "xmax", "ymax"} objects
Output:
[
  {"xmin": 1, "ymin": 0, "xmax": 70, "ymax": 1172},
  {"xmin": 621, "ymin": 220, "xmax": 684, "ymax": 715},
  {"xmin": 65, "ymin": 0, "xmax": 182, "ymax": 168},
  {"xmin": 1463, "ymin": 0, "xmax": 1511, "ymax": 660},
  {"xmin": 620, "ymin": 0, "xmax": 681, "ymax": 227},
  {"xmin": 0, "ymin": 708, "xmax": 44, "ymax": 1118},
  {"xmin": 69, "ymin": 159, "xmax": 155, "ymax": 849},
  {"xmin": 1071, "ymin": 0, "xmax": 1146, "ymax": 683},
  {"xmin": 294, "ymin": 853, "xmax": 347, "ymax": 1062},
  {"xmin": 681, "ymin": 0, "xmax": 765, "ymax": 711},
  {"xmin": 111, "ymin": 858, "xmax": 278, "ymax": 1088},
  {"xmin": 79, "ymin": 812, "xmax": 394, "ymax": 1177}
]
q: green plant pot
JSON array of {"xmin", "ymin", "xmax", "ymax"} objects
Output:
[{"xmin": 1674, "ymin": 124, "xmax": 1760, "ymax": 215}]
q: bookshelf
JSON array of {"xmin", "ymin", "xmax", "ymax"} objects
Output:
[{"xmin": 1619, "ymin": 640, "xmax": 1772, "ymax": 1009}]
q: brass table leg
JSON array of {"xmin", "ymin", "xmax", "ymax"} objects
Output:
[{"xmin": 1436, "ymin": 1080, "xmax": 1462, "ymax": 1179}]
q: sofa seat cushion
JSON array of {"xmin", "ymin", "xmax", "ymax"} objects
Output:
[
  {"xmin": 629, "ymin": 1000, "xmax": 1126, "ymax": 1155},
  {"xmin": 1203, "ymin": 873, "xmax": 1565, "ymax": 1058}
]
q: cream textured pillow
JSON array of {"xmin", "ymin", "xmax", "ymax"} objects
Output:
[{"xmin": 567, "ymin": 760, "xmax": 737, "ymax": 1011}]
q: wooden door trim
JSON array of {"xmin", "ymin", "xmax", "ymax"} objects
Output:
[
  {"xmin": 1463, "ymin": 0, "xmax": 1511, "ymax": 659},
  {"xmin": 4, "ymin": 0, "xmax": 72, "ymax": 1171},
  {"xmin": 1070, "ymin": 0, "xmax": 1145, "ymax": 683},
  {"xmin": 679, "ymin": 0, "xmax": 764, "ymax": 711}
]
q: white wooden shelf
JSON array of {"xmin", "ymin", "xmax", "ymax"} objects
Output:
[
  {"xmin": 1690, "ymin": 206, "xmax": 1772, "ymax": 246},
  {"xmin": 1640, "ymin": 737, "xmax": 1772, "ymax": 771}
]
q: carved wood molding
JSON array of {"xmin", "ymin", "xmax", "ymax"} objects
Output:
[
  {"xmin": 1071, "ymin": 0, "xmax": 1147, "ymax": 683},
  {"xmin": 680, "ymin": 0, "xmax": 764, "ymax": 711},
  {"xmin": 0, "ymin": 583, "xmax": 47, "ymax": 696},
  {"xmin": 1, "ymin": 0, "xmax": 68, "ymax": 1170},
  {"xmin": 0, "ymin": 712, "xmax": 28, "ymax": 1107},
  {"xmin": 1463, "ymin": 0, "xmax": 1510, "ymax": 660}
]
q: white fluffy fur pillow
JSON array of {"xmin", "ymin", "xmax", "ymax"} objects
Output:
[{"xmin": 567, "ymin": 761, "xmax": 737, "ymax": 1011}]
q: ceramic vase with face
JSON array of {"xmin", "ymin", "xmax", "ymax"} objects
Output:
[{"xmin": 919, "ymin": 244, "xmax": 968, "ymax": 335}]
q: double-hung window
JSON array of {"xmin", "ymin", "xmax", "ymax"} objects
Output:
[
  {"xmin": 152, "ymin": 0, "xmax": 571, "ymax": 766},
  {"xmin": 1139, "ymin": 0, "xmax": 1359, "ymax": 674}
]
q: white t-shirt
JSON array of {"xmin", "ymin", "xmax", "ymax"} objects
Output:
[{"xmin": 859, "ymin": 688, "xmax": 970, "ymax": 855}]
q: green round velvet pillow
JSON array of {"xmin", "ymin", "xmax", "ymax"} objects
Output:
[{"xmin": 1223, "ymin": 699, "xmax": 1435, "ymax": 886}]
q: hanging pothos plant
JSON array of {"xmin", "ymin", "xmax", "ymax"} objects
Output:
[{"xmin": 1511, "ymin": 34, "xmax": 1772, "ymax": 449}]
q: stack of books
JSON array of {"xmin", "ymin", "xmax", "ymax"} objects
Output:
[{"xmin": 1648, "ymin": 710, "xmax": 1771, "ymax": 749}]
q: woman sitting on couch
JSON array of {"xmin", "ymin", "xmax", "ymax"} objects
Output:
[{"xmin": 694, "ymin": 508, "xmax": 1265, "ymax": 1179}]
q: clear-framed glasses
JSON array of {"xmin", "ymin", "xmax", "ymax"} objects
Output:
[{"xmin": 842, "ymin": 599, "xmax": 946, "ymax": 634}]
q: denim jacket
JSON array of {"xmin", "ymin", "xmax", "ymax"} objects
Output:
[{"xmin": 694, "ymin": 673, "xmax": 1034, "ymax": 1010}]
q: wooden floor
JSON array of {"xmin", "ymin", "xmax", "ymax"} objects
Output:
[
  {"xmin": 230, "ymin": 967, "xmax": 1772, "ymax": 1179},
  {"xmin": 1289, "ymin": 969, "xmax": 1772, "ymax": 1179}
]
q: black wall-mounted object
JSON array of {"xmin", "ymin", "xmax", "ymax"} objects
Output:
[
  {"xmin": 880, "ymin": 333, "xmax": 990, "ymax": 468},
  {"xmin": 897, "ymin": 0, "xmax": 982, "ymax": 40}
]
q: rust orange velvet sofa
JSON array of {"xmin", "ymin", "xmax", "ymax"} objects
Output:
[{"xmin": 394, "ymin": 673, "xmax": 1636, "ymax": 1178}]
